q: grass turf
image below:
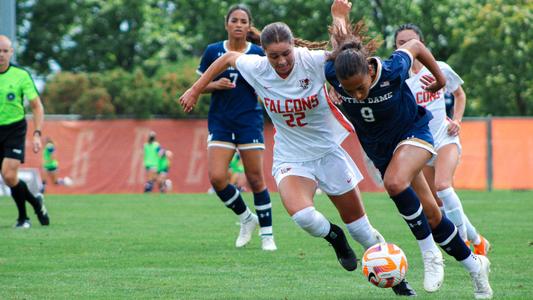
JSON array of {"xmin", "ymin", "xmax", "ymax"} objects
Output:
[{"xmin": 0, "ymin": 190, "xmax": 532, "ymax": 299}]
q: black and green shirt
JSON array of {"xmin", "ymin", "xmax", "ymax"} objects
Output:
[{"xmin": 0, "ymin": 64, "xmax": 39, "ymax": 126}]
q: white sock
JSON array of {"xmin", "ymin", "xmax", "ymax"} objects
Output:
[
  {"xmin": 437, "ymin": 187, "xmax": 467, "ymax": 240},
  {"xmin": 464, "ymin": 215, "xmax": 481, "ymax": 244},
  {"xmin": 238, "ymin": 208, "xmax": 253, "ymax": 223},
  {"xmin": 345, "ymin": 215, "xmax": 379, "ymax": 250},
  {"xmin": 460, "ymin": 253, "xmax": 481, "ymax": 273},
  {"xmin": 418, "ymin": 234, "xmax": 440, "ymax": 254},
  {"xmin": 292, "ymin": 206, "xmax": 330, "ymax": 238}
]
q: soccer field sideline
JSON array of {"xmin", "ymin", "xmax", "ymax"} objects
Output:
[{"xmin": 0, "ymin": 191, "xmax": 531, "ymax": 299}]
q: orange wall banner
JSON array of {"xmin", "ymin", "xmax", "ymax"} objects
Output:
[
  {"xmin": 22, "ymin": 118, "xmax": 533, "ymax": 194},
  {"xmin": 454, "ymin": 121, "xmax": 488, "ymax": 190},
  {"xmin": 492, "ymin": 119, "xmax": 533, "ymax": 189}
]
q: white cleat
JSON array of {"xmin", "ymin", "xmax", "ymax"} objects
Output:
[
  {"xmin": 471, "ymin": 255, "xmax": 493, "ymax": 299},
  {"xmin": 235, "ymin": 214, "xmax": 258, "ymax": 248},
  {"xmin": 423, "ymin": 250, "xmax": 445, "ymax": 292},
  {"xmin": 261, "ymin": 236, "xmax": 277, "ymax": 251}
]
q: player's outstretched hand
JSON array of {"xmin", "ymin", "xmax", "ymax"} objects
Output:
[
  {"xmin": 331, "ymin": 0, "xmax": 352, "ymax": 20},
  {"xmin": 213, "ymin": 78, "xmax": 236, "ymax": 90},
  {"xmin": 420, "ymin": 74, "xmax": 444, "ymax": 93},
  {"xmin": 179, "ymin": 88, "xmax": 200, "ymax": 113},
  {"xmin": 32, "ymin": 135, "xmax": 42, "ymax": 153},
  {"xmin": 447, "ymin": 119, "xmax": 461, "ymax": 136}
]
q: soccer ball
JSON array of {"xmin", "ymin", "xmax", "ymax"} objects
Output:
[{"xmin": 362, "ymin": 243, "xmax": 408, "ymax": 288}]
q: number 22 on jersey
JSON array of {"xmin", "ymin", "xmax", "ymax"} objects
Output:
[{"xmin": 282, "ymin": 112, "xmax": 307, "ymax": 127}]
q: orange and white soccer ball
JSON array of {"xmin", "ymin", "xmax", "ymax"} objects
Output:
[{"xmin": 362, "ymin": 243, "xmax": 408, "ymax": 288}]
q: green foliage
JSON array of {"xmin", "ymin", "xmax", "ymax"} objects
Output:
[
  {"xmin": 70, "ymin": 87, "xmax": 115, "ymax": 118},
  {"xmin": 41, "ymin": 72, "xmax": 90, "ymax": 114},
  {"xmin": 450, "ymin": 0, "xmax": 533, "ymax": 116},
  {"xmin": 17, "ymin": 0, "xmax": 533, "ymax": 117}
]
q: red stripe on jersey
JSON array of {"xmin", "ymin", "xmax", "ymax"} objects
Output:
[{"xmin": 323, "ymin": 85, "xmax": 355, "ymax": 133}]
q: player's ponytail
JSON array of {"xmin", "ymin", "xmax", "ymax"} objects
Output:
[
  {"xmin": 247, "ymin": 26, "xmax": 261, "ymax": 45},
  {"xmin": 329, "ymin": 19, "xmax": 381, "ymax": 80}
]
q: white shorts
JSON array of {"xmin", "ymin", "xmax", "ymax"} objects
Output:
[
  {"xmin": 427, "ymin": 121, "xmax": 462, "ymax": 167},
  {"xmin": 272, "ymin": 146, "xmax": 363, "ymax": 196}
]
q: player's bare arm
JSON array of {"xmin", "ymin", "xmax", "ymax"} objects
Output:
[
  {"xmin": 179, "ymin": 51, "xmax": 242, "ymax": 112},
  {"xmin": 29, "ymin": 96, "xmax": 44, "ymax": 153},
  {"xmin": 400, "ymin": 39, "xmax": 446, "ymax": 93},
  {"xmin": 448, "ymin": 85, "xmax": 466, "ymax": 136}
]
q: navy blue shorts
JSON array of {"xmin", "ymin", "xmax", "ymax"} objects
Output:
[
  {"xmin": 363, "ymin": 117, "xmax": 434, "ymax": 177},
  {"xmin": 208, "ymin": 126, "xmax": 265, "ymax": 150}
]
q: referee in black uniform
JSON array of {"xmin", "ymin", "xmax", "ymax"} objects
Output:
[{"xmin": 0, "ymin": 35, "xmax": 49, "ymax": 228}]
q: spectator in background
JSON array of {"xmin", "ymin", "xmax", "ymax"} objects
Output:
[
  {"xmin": 143, "ymin": 131, "xmax": 160, "ymax": 192},
  {"xmin": 228, "ymin": 152, "xmax": 247, "ymax": 192},
  {"xmin": 0, "ymin": 35, "xmax": 49, "ymax": 228},
  {"xmin": 157, "ymin": 148, "xmax": 172, "ymax": 193},
  {"xmin": 42, "ymin": 136, "xmax": 73, "ymax": 192}
]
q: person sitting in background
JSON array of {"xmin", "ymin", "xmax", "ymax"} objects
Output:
[
  {"xmin": 42, "ymin": 137, "xmax": 73, "ymax": 193},
  {"xmin": 157, "ymin": 149, "xmax": 172, "ymax": 193},
  {"xmin": 143, "ymin": 131, "xmax": 160, "ymax": 192}
]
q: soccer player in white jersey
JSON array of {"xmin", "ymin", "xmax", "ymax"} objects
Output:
[
  {"xmin": 181, "ymin": 0, "xmax": 415, "ymax": 296},
  {"xmin": 395, "ymin": 24, "xmax": 491, "ymax": 256}
]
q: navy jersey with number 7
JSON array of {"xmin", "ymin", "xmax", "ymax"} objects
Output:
[
  {"xmin": 197, "ymin": 41, "xmax": 265, "ymax": 132},
  {"xmin": 325, "ymin": 49, "xmax": 434, "ymax": 172}
]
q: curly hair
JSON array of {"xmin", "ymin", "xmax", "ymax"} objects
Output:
[{"xmin": 329, "ymin": 20, "xmax": 381, "ymax": 80}]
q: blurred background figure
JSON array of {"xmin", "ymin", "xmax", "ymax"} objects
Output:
[
  {"xmin": 228, "ymin": 152, "xmax": 248, "ymax": 192},
  {"xmin": 143, "ymin": 131, "xmax": 160, "ymax": 192},
  {"xmin": 157, "ymin": 149, "xmax": 173, "ymax": 193},
  {"xmin": 42, "ymin": 136, "xmax": 73, "ymax": 193}
]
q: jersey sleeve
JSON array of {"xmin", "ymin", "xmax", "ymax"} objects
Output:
[
  {"xmin": 235, "ymin": 54, "xmax": 262, "ymax": 88},
  {"xmin": 197, "ymin": 45, "xmax": 214, "ymax": 75},
  {"xmin": 306, "ymin": 49, "xmax": 327, "ymax": 82},
  {"xmin": 384, "ymin": 49, "xmax": 413, "ymax": 82},
  {"xmin": 440, "ymin": 62, "xmax": 464, "ymax": 93},
  {"xmin": 21, "ymin": 71, "xmax": 39, "ymax": 101}
]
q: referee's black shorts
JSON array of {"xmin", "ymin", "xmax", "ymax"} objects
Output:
[{"xmin": 0, "ymin": 119, "xmax": 27, "ymax": 164}]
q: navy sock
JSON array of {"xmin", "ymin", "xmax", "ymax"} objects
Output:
[
  {"xmin": 10, "ymin": 181, "xmax": 28, "ymax": 221},
  {"xmin": 254, "ymin": 189, "xmax": 272, "ymax": 235},
  {"xmin": 391, "ymin": 187, "xmax": 432, "ymax": 240},
  {"xmin": 216, "ymin": 184, "xmax": 247, "ymax": 215},
  {"xmin": 432, "ymin": 216, "xmax": 471, "ymax": 261}
]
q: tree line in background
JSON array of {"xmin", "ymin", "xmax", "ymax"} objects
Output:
[{"xmin": 16, "ymin": 0, "xmax": 532, "ymax": 118}]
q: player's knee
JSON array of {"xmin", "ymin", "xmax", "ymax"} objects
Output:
[
  {"xmin": 2, "ymin": 172, "xmax": 18, "ymax": 187},
  {"xmin": 245, "ymin": 174, "xmax": 264, "ymax": 192},
  {"xmin": 208, "ymin": 172, "xmax": 228, "ymax": 191},
  {"xmin": 292, "ymin": 206, "xmax": 329, "ymax": 237},
  {"xmin": 383, "ymin": 176, "xmax": 409, "ymax": 196},
  {"xmin": 434, "ymin": 180, "xmax": 452, "ymax": 192}
]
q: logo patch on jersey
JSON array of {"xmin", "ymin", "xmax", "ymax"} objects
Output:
[
  {"xmin": 7, "ymin": 92, "xmax": 15, "ymax": 101},
  {"xmin": 379, "ymin": 81, "xmax": 390, "ymax": 88},
  {"xmin": 280, "ymin": 167, "xmax": 292, "ymax": 175},
  {"xmin": 298, "ymin": 78, "xmax": 311, "ymax": 89}
]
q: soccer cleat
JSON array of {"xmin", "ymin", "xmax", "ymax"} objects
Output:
[
  {"xmin": 235, "ymin": 214, "xmax": 258, "ymax": 248},
  {"xmin": 35, "ymin": 193, "xmax": 50, "ymax": 226},
  {"xmin": 473, "ymin": 235, "xmax": 491, "ymax": 256},
  {"xmin": 392, "ymin": 280, "xmax": 417, "ymax": 296},
  {"xmin": 14, "ymin": 219, "xmax": 31, "ymax": 229},
  {"xmin": 261, "ymin": 236, "xmax": 278, "ymax": 251},
  {"xmin": 422, "ymin": 250, "xmax": 444, "ymax": 292},
  {"xmin": 470, "ymin": 255, "xmax": 493, "ymax": 299},
  {"xmin": 325, "ymin": 224, "xmax": 358, "ymax": 271}
]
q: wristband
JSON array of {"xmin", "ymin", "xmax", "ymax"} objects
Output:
[{"xmin": 33, "ymin": 130, "xmax": 42, "ymax": 137}]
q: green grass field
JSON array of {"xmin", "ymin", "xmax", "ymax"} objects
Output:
[{"xmin": 1, "ymin": 191, "xmax": 532, "ymax": 299}]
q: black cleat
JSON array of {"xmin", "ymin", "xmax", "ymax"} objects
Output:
[
  {"xmin": 35, "ymin": 194, "xmax": 50, "ymax": 226},
  {"xmin": 392, "ymin": 280, "xmax": 417, "ymax": 297},
  {"xmin": 324, "ymin": 223, "xmax": 358, "ymax": 271}
]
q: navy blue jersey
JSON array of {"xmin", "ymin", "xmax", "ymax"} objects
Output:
[
  {"xmin": 325, "ymin": 49, "xmax": 433, "ymax": 170},
  {"xmin": 197, "ymin": 41, "xmax": 265, "ymax": 132}
]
